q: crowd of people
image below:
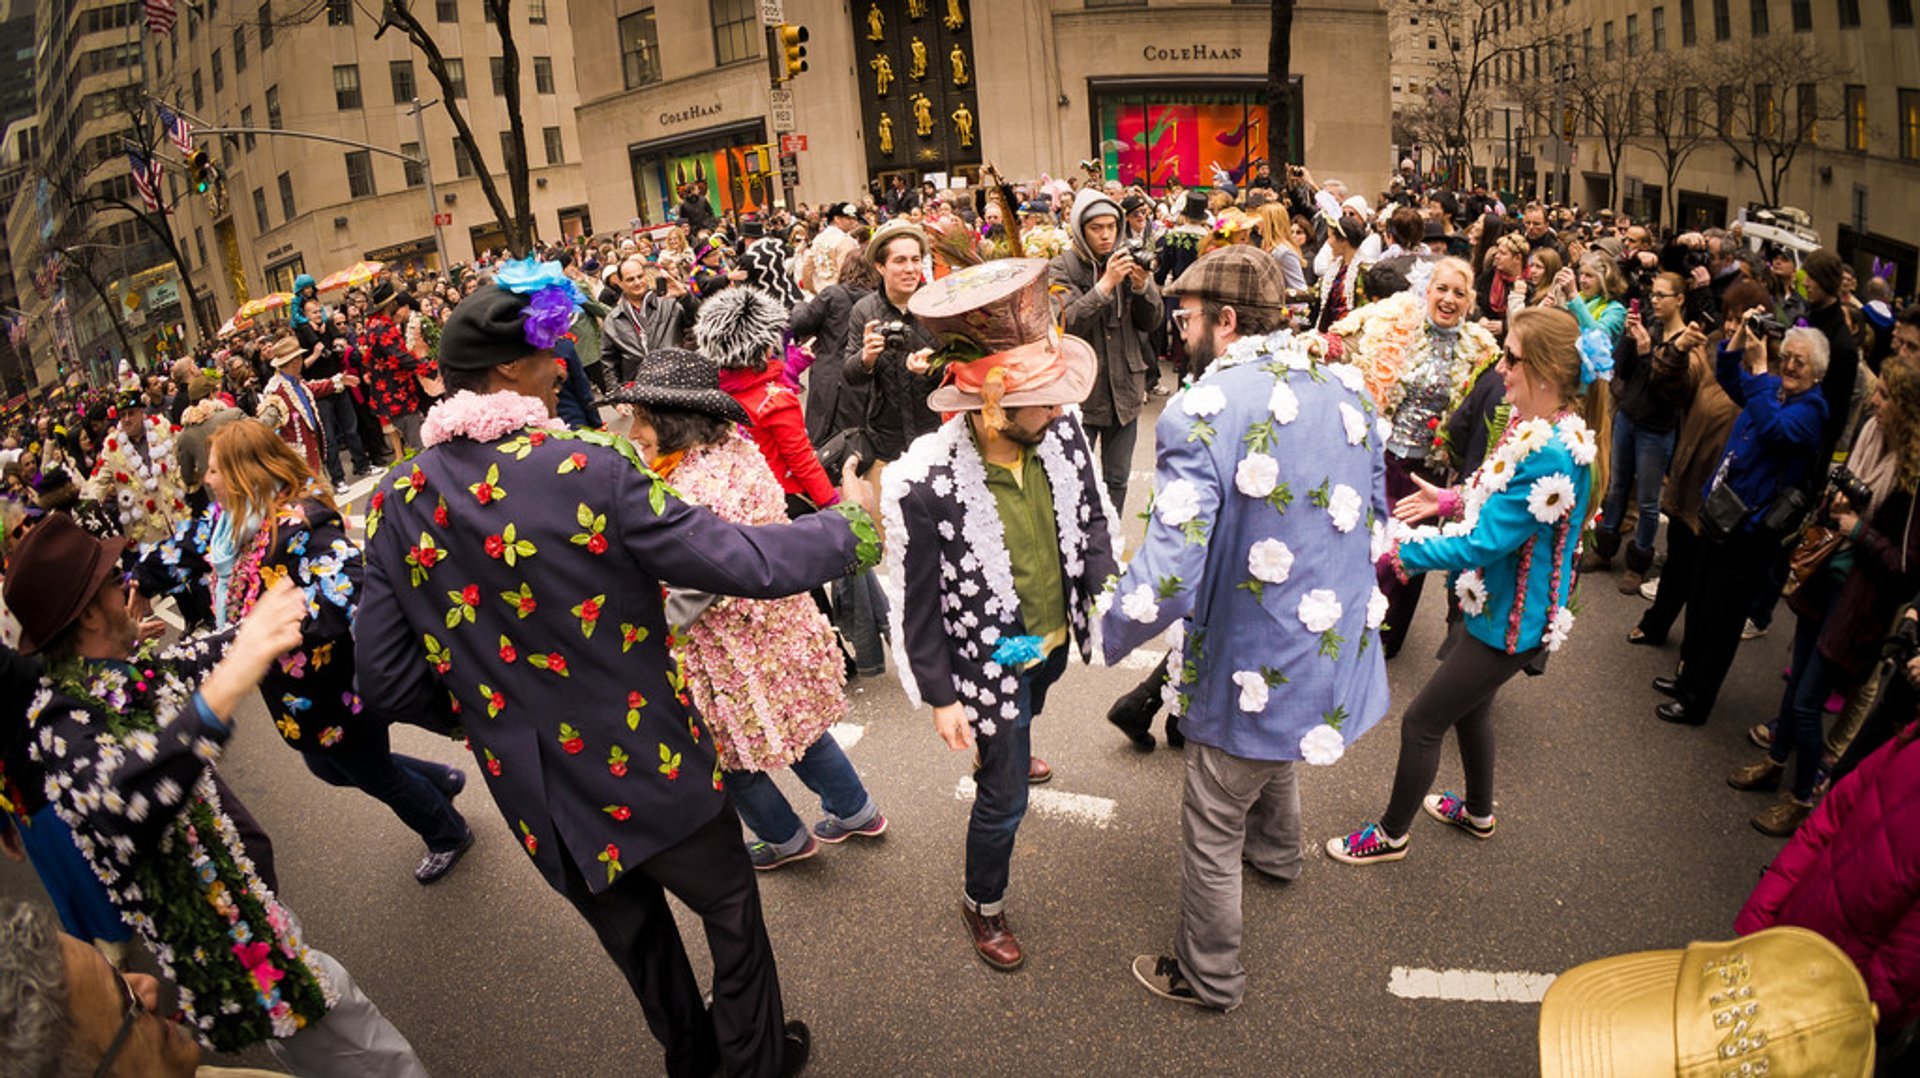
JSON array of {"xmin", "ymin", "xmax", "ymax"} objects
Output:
[{"xmin": 0, "ymin": 154, "xmax": 1916, "ymax": 1076}]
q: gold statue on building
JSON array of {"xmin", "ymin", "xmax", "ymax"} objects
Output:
[
  {"xmin": 878, "ymin": 113, "xmax": 895, "ymax": 154},
  {"xmin": 908, "ymin": 0, "xmax": 927, "ymax": 17},
  {"xmin": 870, "ymin": 54, "xmax": 895, "ymax": 96},
  {"xmin": 950, "ymin": 44, "xmax": 970, "ymax": 87},
  {"xmin": 952, "ymin": 102, "xmax": 975, "ymax": 147},
  {"xmin": 866, "ymin": 2, "xmax": 884, "ymax": 41},
  {"xmin": 944, "ymin": 0, "xmax": 964, "ymax": 31},
  {"xmin": 909, "ymin": 37, "xmax": 927, "ymax": 80},
  {"xmin": 911, "ymin": 93, "xmax": 936, "ymax": 137}
]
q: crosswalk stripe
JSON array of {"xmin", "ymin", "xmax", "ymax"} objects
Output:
[
  {"xmin": 953, "ymin": 776, "xmax": 1116, "ymax": 829},
  {"xmin": 827, "ymin": 723, "xmax": 864, "ymax": 749},
  {"xmin": 1386, "ymin": 966, "xmax": 1557, "ymax": 1003}
]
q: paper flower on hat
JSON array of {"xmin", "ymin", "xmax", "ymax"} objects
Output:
[
  {"xmin": 493, "ymin": 257, "xmax": 586, "ymax": 351},
  {"xmin": 1576, "ymin": 326, "xmax": 1614, "ymax": 386}
]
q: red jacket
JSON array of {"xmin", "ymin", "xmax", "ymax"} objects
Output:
[
  {"xmin": 719, "ymin": 361, "xmax": 839, "ymax": 509},
  {"xmin": 1736, "ymin": 729, "xmax": 1920, "ymax": 1030}
]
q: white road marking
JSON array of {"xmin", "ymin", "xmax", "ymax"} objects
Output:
[
  {"xmin": 953, "ymin": 776, "xmax": 1116, "ymax": 829},
  {"xmin": 1130, "ymin": 470, "xmax": 1154, "ymax": 483},
  {"xmin": 828, "ymin": 723, "xmax": 864, "ymax": 749},
  {"xmin": 1118, "ymin": 650, "xmax": 1167, "ymax": 670},
  {"xmin": 1387, "ymin": 966, "xmax": 1557, "ymax": 1003}
]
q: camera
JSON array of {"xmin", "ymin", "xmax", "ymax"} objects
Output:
[
  {"xmin": 878, "ymin": 320, "xmax": 911, "ymax": 356},
  {"xmin": 1746, "ymin": 311, "xmax": 1789, "ymax": 340},
  {"xmin": 1829, "ymin": 465, "xmax": 1874, "ymax": 515},
  {"xmin": 1118, "ymin": 238, "xmax": 1154, "ymax": 272}
]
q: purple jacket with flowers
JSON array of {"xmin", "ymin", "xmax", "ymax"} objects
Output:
[{"xmin": 353, "ymin": 392, "xmax": 875, "ymax": 893}]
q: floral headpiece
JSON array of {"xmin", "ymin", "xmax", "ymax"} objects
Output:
[
  {"xmin": 493, "ymin": 257, "xmax": 586, "ymax": 351},
  {"xmin": 1576, "ymin": 327, "xmax": 1615, "ymax": 387}
]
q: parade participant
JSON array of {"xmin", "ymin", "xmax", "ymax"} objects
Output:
[
  {"xmin": 359, "ymin": 288, "xmax": 435, "ymax": 457},
  {"xmin": 134, "ymin": 419, "xmax": 474, "ymax": 882},
  {"xmin": 354, "ymin": 262, "xmax": 881, "ymax": 1078},
  {"xmin": 880, "ymin": 259, "xmax": 1116, "ymax": 971},
  {"xmin": 258, "ymin": 334, "xmax": 336, "ymax": 481},
  {"xmin": 5, "ymin": 514, "xmax": 428, "ymax": 1074},
  {"xmin": 1324, "ymin": 256, "xmax": 1501, "ymax": 658},
  {"xmin": 1329, "ymin": 305, "xmax": 1609, "ymax": 865},
  {"xmin": 1099, "ymin": 247, "xmax": 1389, "ymax": 1010},
  {"xmin": 293, "ymin": 299, "xmax": 371, "ymax": 489},
  {"xmin": 608, "ymin": 349, "xmax": 885, "ymax": 870},
  {"xmin": 85, "ymin": 392, "xmax": 191, "ymax": 547},
  {"xmin": 1311, "ymin": 216, "xmax": 1366, "ymax": 334},
  {"xmin": 1051, "ymin": 187, "xmax": 1163, "ymax": 513},
  {"xmin": 695, "ymin": 287, "xmax": 839, "ymax": 511},
  {"xmin": 800, "ymin": 203, "xmax": 861, "ymax": 294},
  {"xmin": 736, "ymin": 219, "xmax": 806, "ymax": 310}
]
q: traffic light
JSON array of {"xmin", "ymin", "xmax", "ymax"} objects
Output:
[
  {"xmin": 777, "ymin": 23, "xmax": 808, "ymax": 81},
  {"xmin": 1562, "ymin": 106, "xmax": 1577, "ymax": 139},
  {"xmin": 188, "ymin": 147, "xmax": 212, "ymax": 193}
]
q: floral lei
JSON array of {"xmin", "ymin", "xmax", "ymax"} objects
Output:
[
  {"xmin": 43, "ymin": 656, "xmax": 335, "ymax": 1050},
  {"xmin": 1411, "ymin": 412, "xmax": 1596, "ymax": 654},
  {"xmin": 1326, "ymin": 291, "xmax": 1498, "ymax": 419},
  {"xmin": 98, "ymin": 416, "xmax": 181, "ymax": 524}
]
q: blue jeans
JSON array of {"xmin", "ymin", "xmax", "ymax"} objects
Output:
[
  {"xmin": 1599, "ymin": 412, "xmax": 1676, "ymax": 553},
  {"xmin": 301, "ymin": 731, "xmax": 469, "ymax": 852},
  {"xmin": 831, "ymin": 570, "xmax": 889, "ymax": 677},
  {"xmin": 1767, "ymin": 599, "xmax": 1841, "ymax": 802},
  {"xmin": 965, "ymin": 646, "xmax": 1068, "ymax": 913},
  {"xmin": 723, "ymin": 731, "xmax": 875, "ymax": 850}
]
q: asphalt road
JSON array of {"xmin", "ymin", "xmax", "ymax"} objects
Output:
[{"xmin": 2, "ymin": 397, "xmax": 1803, "ymax": 1077}]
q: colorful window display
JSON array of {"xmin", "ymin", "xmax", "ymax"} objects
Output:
[{"xmin": 1095, "ymin": 87, "xmax": 1302, "ymax": 195}]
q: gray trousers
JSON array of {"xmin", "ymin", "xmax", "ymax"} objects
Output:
[
  {"xmin": 1175, "ymin": 742, "xmax": 1302, "ymax": 1011},
  {"xmin": 267, "ymin": 946, "xmax": 429, "ymax": 1077}
]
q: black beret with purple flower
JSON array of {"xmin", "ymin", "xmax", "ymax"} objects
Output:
[{"xmin": 438, "ymin": 258, "xmax": 586, "ymax": 371}]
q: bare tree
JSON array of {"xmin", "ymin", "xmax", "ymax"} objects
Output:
[
  {"xmin": 1637, "ymin": 53, "xmax": 1715, "ymax": 230},
  {"xmin": 1394, "ymin": 0, "xmax": 1562, "ymax": 179},
  {"xmin": 1265, "ymin": 1, "xmax": 1297, "ymax": 174},
  {"xmin": 1566, "ymin": 56, "xmax": 1640, "ymax": 215},
  {"xmin": 1712, "ymin": 36, "xmax": 1852, "ymax": 208}
]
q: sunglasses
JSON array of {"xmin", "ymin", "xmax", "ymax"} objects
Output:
[{"xmin": 92, "ymin": 968, "xmax": 147, "ymax": 1078}]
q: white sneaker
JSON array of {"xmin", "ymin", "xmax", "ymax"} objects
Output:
[
  {"xmin": 1639, "ymin": 577, "xmax": 1659, "ymax": 601},
  {"xmin": 1741, "ymin": 618, "xmax": 1768, "ymax": 641}
]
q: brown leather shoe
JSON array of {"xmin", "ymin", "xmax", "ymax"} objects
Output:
[
  {"xmin": 1752, "ymin": 797, "xmax": 1813, "ymax": 837},
  {"xmin": 1027, "ymin": 756, "xmax": 1053, "ymax": 785},
  {"xmin": 961, "ymin": 902, "xmax": 1024, "ymax": 971},
  {"xmin": 1727, "ymin": 757, "xmax": 1783, "ymax": 791}
]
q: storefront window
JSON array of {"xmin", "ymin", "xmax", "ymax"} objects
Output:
[
  {"xmin": 1094, "ymin": 85, "xmax": 1302, "ymax": 195},
  {"xmin": 630, "ymin": 124, "xmax": 773, "ymax": 226}
]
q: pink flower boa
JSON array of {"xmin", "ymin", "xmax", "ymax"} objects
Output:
[{"xmin": 420, "ymin": 390, "xmax": 565, "ymax": 447}]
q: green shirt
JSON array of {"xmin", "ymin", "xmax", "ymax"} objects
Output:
[{"xmin": 980, "ymin": 439, "xmax": 1068, "ymax": 656}]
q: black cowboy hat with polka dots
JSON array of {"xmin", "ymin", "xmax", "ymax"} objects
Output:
[{"xmin": 596, "ymin": 348, "xmax": 750, "ymax": 425}]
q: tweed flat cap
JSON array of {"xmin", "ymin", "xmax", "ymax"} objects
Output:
[{"xmin": 1165, "ymin": 246, "xmax": 1289, "ymax": 312}]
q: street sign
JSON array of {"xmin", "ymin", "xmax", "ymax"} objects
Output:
[
  {"xmin": 778, "ymin": 151, "xmax": 799, "ymax": 170},
  {"xmin": 780, "ymin": 134, "xmax": 808, "ymax": 155},
  {"xmin": 780, "ymin": 168, "xmax": 800, "ymax": 190},
  {"xmin": 434, "ymin": 212, "xmax": 453, "ymax": 227},
  {"xmin": 770, "ymin": 88, "xmax": 796, "ymax": 133},
  {"xmin": 760, "ymin": 0, "xmax": 782, "ymax": 24}
]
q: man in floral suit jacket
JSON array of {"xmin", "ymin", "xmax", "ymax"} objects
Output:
[
  {"xmin": 1099, "ymin": 247, "xmax": 1391, "ymax": 1012},
  {"xmin": 354, "ymin": 269, "xmax": 880, "ymax": 1078},
  {"xmin": 84, "ymin": 392, "xmax": 189, "ymax": 546}
]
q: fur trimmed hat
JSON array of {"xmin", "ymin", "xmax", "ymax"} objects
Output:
[{"xmin": 693, "ymin": 286, "xmax": 786, "ymax": 371}]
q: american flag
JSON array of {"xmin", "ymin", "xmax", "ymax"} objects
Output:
[
  {"xmin": 155, "ymin": 103, "xmax": 192, "ymax": 155},
  {"xmin": 144, "ymin": 0, "xmax": 178, "ymax": 35},
  {"xmin": 128, "ymin": 151, "xmax": 165, "ymax": 213}
]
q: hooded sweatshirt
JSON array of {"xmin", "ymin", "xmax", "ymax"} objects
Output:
[{"xmin": 1047, "ymin": 188, "xmax": 1162, "ymax": 428}]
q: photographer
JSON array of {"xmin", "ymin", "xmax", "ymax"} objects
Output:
[
  {"xmin": 602, "ymin": 254, "xmax": 699, "ymax": 384},
  {"xmin": 1802, "ymin": 249, "xmax": 1865, "ymax": 461},
  {"xmin": 1050, "ymin": 187, "xmax": 1163, "ymax": 513},
  {"xmin": 846, "ymin": 221, "xmax": 939, "ymax": 466},
  {"xmin": 1728, "ymin": 359, "xmax": 1920, "ymax": 836}
]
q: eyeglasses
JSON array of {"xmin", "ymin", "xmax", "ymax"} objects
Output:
[
  {"xmin": 92, "ymin": 968, "xmax": 147, "ymax": 1078},
  {"xmin": 1649, "ymin": 291, "xmax": 1677, "ymax": 299},
  {"xmin": 1170, "ymin": 308, "xmax": 1198, "ymax": 331}
]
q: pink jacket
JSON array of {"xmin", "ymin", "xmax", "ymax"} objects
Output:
[
  {"xmin": 718, "ymin": 361, "xmax": 839, "ymax": 509},
  {"xmin": 1735, "ymin": 730, "xmax": 1920, "ymax": 1030}
]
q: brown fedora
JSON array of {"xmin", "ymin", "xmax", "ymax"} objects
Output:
[{"xmin": 3, "ymin": 513, "xmax": 129, "ymax": 655}]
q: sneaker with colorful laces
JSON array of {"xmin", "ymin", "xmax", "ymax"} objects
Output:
[
  {"xmin": 812, "ymin": 813, "xmax": 888, "ymax": 844},
  {"xmin": 1421, "ymin": 792, "xmax": 1495, "ymax": 839},
  {"xmin": 1325, "ymin": 823, "xmax": 1408, "ymax": 865},
  {"xmin": 748, "ymin": 834, "xmax": 819, "ymax": 871}
]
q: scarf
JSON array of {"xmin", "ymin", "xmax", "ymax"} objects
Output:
[{"xmin": 206, "ymin": 506, "xmax": 260, "ymax": 628}]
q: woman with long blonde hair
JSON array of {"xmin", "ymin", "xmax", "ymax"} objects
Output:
[
  {"xmin": 134, "ymin": 419, "xmax": 474, "ymax": 883},
  {"xmin": 1330, "ymin": 306, "xmax": 1610, "ymax": 864},
  {"xmin": 1255, "ymin": 200, "xmax": 1308, "ymax": 292}
]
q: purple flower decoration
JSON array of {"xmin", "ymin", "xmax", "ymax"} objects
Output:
[{"xmin": 522, "ymin": 286, "xmax": 577, "ymax": 350}]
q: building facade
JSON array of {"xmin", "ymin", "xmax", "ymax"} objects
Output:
[
  {"xmin": 152, "ymin": 0, "xmax": 591, "ymax": 327},
  {"xmin": 569, "ymin": 0, "xmax": 1393, "ymax": 228}
]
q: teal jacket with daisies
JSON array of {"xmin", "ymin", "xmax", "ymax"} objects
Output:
[{"xmin": 1392, "ymin": 415, "xmax": 1596, "ymax": 655}]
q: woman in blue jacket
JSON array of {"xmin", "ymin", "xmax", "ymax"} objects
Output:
[{"xmin": 1329, "ymin": 306, "xmax": 1610, "ymax": 864}]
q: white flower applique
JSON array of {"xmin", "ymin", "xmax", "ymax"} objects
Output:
[
  {"xmin": 1121, "ymin": 584, "xmax": 1161, "ymax": 624},
  {"xmin": 1454, "ymin": 570, "xmax": 1489, "ymax": 615},
  {"xmin": 1478, "ymin": 452, "xmax": 1517, "ymax": 493},
  {"xmin": 1366, "ymin": 587, "xmax": 1389, "ymax": 629},
  {"xmin": 1235, "ymin": 453, "xmax": 1279, "ymax": 498},
  {"xmin": 1559, "ymin": 419, "xmax": 1598, "ymax": 466},
  {"xmin": 1526, "ymin": 473, "xmax": 1578, "ymax": 524},
  {"xmin": 1328, "ymin": 363, "xmax": 1367, "ymax": 396},
  {"xmin": 1248, "ymin": 538, "xmax": 1294, "ymax": 584},
  {"xmin": 1268, "ymin": 382, "xmax": 1300, "ymax": 425},
  {"xmin": 1182, "ymin": 384, "xmax": 1228, "ymax": 418},
  {"xmin": 1299, "ymin": 723, "xmax": 1346, "ymax": 765},
  {"xmin": 1155, "ymin": 479, "xmax": 1202, "ymax": 527},
  {"xmin": 1297, "ymin": 589, "xmax": 1343, "ymax": 633},
  {"xmin": 1232, "ymin": 670, "xmax": 1270, "ymax": 712},
  {"xmin": 1544, "ymin": 605, "xmax": 1576, "ymax": 652},
  {"xmin": 1326, "ymin": 484, "xmax": 1363, "ymax": 533},
  {"xmin": 1338, "ymin": 402, "xmax": 1369, "ymax": 446}
]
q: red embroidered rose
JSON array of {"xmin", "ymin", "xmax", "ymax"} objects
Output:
[
  {"xmin": 484, "ymin": 534, "xmax": 506, "ymax": 558},
  {"xmin": 528, "ymin": 431, "xmax": 548, "ymax": 446},
  {"xmin": 499, "ymin": 640, "xmax": 518, "ymax": 663},
  {"xmin": 586, "ymin": 532, "xmax": 608, "ymax": 555},
  {"xmin": 546, "ymin": 653, "xmax": 568, "ymax": 675},
  {"xmin": 567, "ymin": 452, "xmax": 587, "ymax": 470},
  {"xmin": 604, "ymin": 843, "xmax": 620, "ymax": 861},
  {"xmin": 628, "ymin": 690, "xmax": 644, "ymax": 709},
  {"xmin": 434, "ymin": 503, "xmax": 450, "ymax": 527},
  {"xmin": 562, "ymin": 735, "xmax": 584, "ymax": 754},
  {"xmin": 524, "ymin": 832, "xmax": 538, "ymax": 854},
  {"xmin": 488, "ymin": 688, "xmax": 505, "ymax": 712},
  {"xmin": 579, "ymin": 598, "xmax": 601, "ymax": 622},
  {"xmin": 517, "ymin": 593, "xmax": 536, "ymax": 615},
  {"xmin": 114, "ymin": 471, "xmax": 129, "ymax": 483},
  {"xmin": 488, "ymin": 758, "xmax": 502, "ymax": 776},
  {"xmin": 474, "ymin": 481, "xmax": 496, "ymax": 505},
  {"xmin": 462, "ymin": 584, "xmax": 481, "ymax": 607},
  {"xmin": 371, "ymin": 490, "xmax": 386, "ymax": 512},
  {"xmin": 610, "ymin": 805, "xmax": 631, "ymax": 821}
]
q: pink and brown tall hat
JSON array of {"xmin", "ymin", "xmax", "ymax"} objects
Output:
[{"xmin": 912, "ymin": 258, "xmax": 1094, "ymax": 431}]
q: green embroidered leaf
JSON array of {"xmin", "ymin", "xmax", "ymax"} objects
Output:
[
  {"xmin": 648, "ymin": 481, "xmax": 667, "ymax": 515},
  {"xmin": 1266, "ymin": 482, "xmax": 1294, "ymax": 514},
  {"xmin": 1308, "ymin": 479, "xmax": 1331, "ymax": 509},
  {"xmin": 576, "ymin": 502, "xmax": 594, "ymax": 528},
  {"xmin": 1187, "ymin": 418, "xmax": 1216, "ymax": 445},
  {"xmin": 1242, "ymin": 420, "xmax": 1274, "ymax": 454},
  {"xmin": 1237, "ymin": 578, "xmax": 1266, "ymax": 602},
  {"xmin": 1155, "ymin": 574, "xmax": 1183, "ymax": 601},
  {"xmin": 1318, "ymin": 627, "xmax": 1344, "ymax": 659},
  {"xmin": 1324, "ymin": 704, "xmax": 1350, "ymax": 731},
  {"xmin": 1262, "ymin": 666, "xmax": 1290, "ymax": 687},
  {"xmin": 1179, "ymin": 518, "xmax": 1210, "ymax": 546}
]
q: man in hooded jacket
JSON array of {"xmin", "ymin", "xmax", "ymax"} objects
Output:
[{"xmin": 1049, "ymin": 188, "xmax": 1161, "ymax": 513}]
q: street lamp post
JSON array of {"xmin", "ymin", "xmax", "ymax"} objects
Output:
[{"xmin": 408, "ymin": 98, "xmax": 452, "ymax": 275}]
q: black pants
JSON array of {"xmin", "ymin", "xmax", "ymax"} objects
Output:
[
  {"xmin": 1637, "ymin": 518, "xmax": 1701, "ymax": 643},
  {"xmin": 1381, "ymin": 631, "xmax": 1539, "ymax": 837},
  {"xmin": 1380, "ymin": 453, "xmax": 1442, "ymax": 660},
  {"xmin": 555, "ymin": 802, "xmax": 787, "ymax": 1078},
  {"xmin": 1674, "ymin": 527, "xmax": 1776, "ymax": 717},
  {"xmin": 316, "ymin": 392, "xmax": 368, "ymax": 483}
]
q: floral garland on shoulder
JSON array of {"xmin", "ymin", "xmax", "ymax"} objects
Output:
[
  {"xmin": 1322, "ymin": 291, "xmax": 1499, "ymax": 418},
  {"xmin": 38, "ymin": 657, "xmax": 335, "ymax": 1050},
  {"xmin": 1409, "ymin": 412, "xmax": 1597, "ymax": 654}
]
